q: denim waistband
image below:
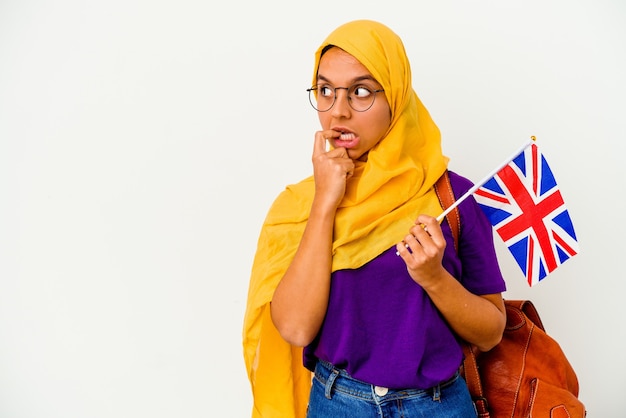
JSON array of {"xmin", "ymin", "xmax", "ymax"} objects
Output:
[{"xmin": 314, "ymin": 359, "xmax": 460, "ymax": 402}]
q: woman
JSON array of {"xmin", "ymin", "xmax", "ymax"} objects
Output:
[{"xmin": 243, "ymin": 20, "xmax": 506, "ymax": 418}]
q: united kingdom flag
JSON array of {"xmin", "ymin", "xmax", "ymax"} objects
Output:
[{"xmin": 473, "ymin": 142, "xmax": 579, "ymax": 286}]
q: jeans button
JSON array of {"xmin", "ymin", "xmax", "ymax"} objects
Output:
[{"xmin": 374, "ymin": 386, "xmax": 388, "ymax": 396}]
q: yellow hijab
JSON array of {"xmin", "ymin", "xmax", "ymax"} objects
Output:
[{"xmin": 243, "ymin": 20, "xmax": 448, "ymax": 417}]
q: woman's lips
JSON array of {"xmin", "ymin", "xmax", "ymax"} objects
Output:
[{"xmin": 333, "ymin": 132, "xmax": 358, "ymax": 149}]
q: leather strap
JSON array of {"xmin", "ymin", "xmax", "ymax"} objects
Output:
[
  {"xmin": 461, "ymin": 345, "xmax": 490, "ymax": 416},
  {"xmin": 433, "ymin": 170, "xmax": 490, "ymax": 417},
  {"xmin": 434, "ymin": 170, "xmax": 460, "ymax": 252}
]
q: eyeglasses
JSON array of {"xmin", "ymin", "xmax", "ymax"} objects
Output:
[{"xmin": 307, "ymin": 84, "xmax": 385, "ymax": 112}]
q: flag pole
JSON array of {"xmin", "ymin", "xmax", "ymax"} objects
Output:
[{"xmin": 436, "ymin": 136, "xmax": 536, "ymax": 222}]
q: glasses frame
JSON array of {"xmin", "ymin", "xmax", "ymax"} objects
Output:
[{"xmin": 306, "ymin": 84, "xmax": 385, "ymax": 112}]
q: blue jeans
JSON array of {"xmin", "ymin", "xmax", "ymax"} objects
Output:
[{"xmin": 306, "ymin": 360, "xmax": 477, "ymax": 418}]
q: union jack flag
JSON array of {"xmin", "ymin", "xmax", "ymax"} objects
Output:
[{"xmin": 473, "ymin": 143, "xmax": 579, "ymax": 286}]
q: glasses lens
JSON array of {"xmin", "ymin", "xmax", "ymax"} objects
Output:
[
  {"xmin": 308, "ymin": 87, "xmax": 334, "ymax": 112},
  {"xmin": 348, "ymin": 86, "xmax": 376, "ymax": 112}
]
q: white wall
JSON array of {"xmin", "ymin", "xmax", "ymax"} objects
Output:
[{"xmin": 1, "ymin": 0, "xmax": 624, "ymax": 417}]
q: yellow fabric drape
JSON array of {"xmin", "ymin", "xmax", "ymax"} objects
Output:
[{"xmin": 243, "ymin": 20, "xmax": 449, "ymax": 417}]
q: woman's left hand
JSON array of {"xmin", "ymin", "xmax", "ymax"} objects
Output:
[{"xmin": 396, "ymin": 214, "xmax": 447, "ymax": 288}]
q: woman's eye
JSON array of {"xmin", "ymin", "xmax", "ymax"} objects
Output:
[
  {"xmin": 319, "ymin": 86, "xmax": 334, "ymax": 97},
  {"xmin": 352, "ymin": 86, "xmax": 372, "ymax": 98}
]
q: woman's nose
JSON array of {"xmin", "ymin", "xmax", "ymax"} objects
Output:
[{"xmin": 331, "ymin": 88, "xmax": 351, "ymax": 117}]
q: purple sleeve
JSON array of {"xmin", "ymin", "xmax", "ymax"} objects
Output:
[{"xmin": 448, "ymin": 171, "xmax": 507, "ymax": 295}]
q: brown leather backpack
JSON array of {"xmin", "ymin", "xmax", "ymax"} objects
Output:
[{"xmin": 434, "ymin": 170, "xmax": 586, "ymax": 417}]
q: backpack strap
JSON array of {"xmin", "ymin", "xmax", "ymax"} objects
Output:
[
  {"xmin": 433, "ymin": 170, "xmax": 490, "ymax": 417},
  {"xmin": 434, "ymin": 170, "xmax": 460, "ymax": 251}
]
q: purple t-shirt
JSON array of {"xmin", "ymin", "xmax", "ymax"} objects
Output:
[{"xmin": 303, "ymin": 171, "xmax": 506, "ymax": 389}]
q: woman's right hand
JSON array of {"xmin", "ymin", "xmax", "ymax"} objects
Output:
[
  {"xmin": 271, "ymin": 131, "xmax": 352, "ymax": 346},
  {"xmin": 312, "ymin": 131, "xmax": 355, "ymax": 210}
]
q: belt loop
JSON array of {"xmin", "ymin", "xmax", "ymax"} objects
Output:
[
  {"xmin": 325, "ymin": 368, "xmax": 340, "ymax": 400},
  {"xmin": 432, "ymin": 382, "xmax": 441, "ymax": 402}
]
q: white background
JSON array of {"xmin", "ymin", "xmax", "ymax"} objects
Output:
[{"xmin": 1, "ymin": 0, "xmax": 624, "ymax": 417}]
